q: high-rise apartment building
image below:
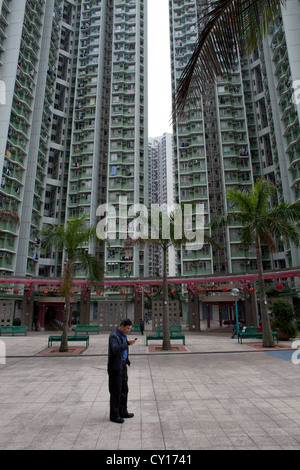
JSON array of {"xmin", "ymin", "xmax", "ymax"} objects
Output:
[
  {"xmin": 105, "ymin": 0, "xmax": 148, "ymax": 279},
  {"xmin": 246, "ymin": 0, "xmax": 300, "ymax": 269},
  {"xmin": 0, "ymin": 0, "xmax": 53, "ymax": 277},
  {"xmin": 148, "ymin": 132, "xmax": 176, "ymax": 277},
  {"xmin": 0, "ymin": 0, "xmax": 148, "ymax": 279},
  {"xmin": 1, "ymin": 0, "xmax": 299, "ymax": 283},
  {"xmin": 169, "ymin": 0, "xmax": 300, "ymax": 277}
]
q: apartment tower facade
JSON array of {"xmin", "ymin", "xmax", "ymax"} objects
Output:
[
  {"xmin": 148, "ymin": 132, "xmax": 176, "ymax": 277},
  {"xmin": 0, "ymin": 0, "xmax": 148, "ymax": 279},
  {"xmin": 169, "ymin": 0, "xmax": 300, "ymax": 277}
]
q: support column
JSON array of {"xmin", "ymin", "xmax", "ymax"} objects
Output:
[
  {"xmin": 134, "ymin": 293, "xmax": 142, "ymax": 324},
  {"xmin": 21, "ymin": 287, "xmax": 35, "ymax": 330},
  {"xmin": 206, "ymin": 303, "xmax": 211, "ymax": 330},
  {"xmin": 188, "ymin": 289, "xmax": 200, "ymax": 331},
  {"xmin": 229, "ymin": 305, "xmax": 233, "ymax": 323},
  {"xmin": 38, "ymin": 304, "xmax": 46, "ymax": 331},
  {"xmin": 80, "ymin": 287, "xmax": 91, "ymax": 324},
  {"xmin": 219, "ymin": 307, "xmax": 223, "ymax": 328},
  {"xmin": 244, "ymin": 290, "xmax": 259, "ymax": 327}
]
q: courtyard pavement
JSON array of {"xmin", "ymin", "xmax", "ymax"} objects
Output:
[{"xmin": 0, "ymin": 327, "xmax": 300, "ymax": 451}]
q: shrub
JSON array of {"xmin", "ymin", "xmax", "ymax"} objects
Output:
[
  {"xmin": 271, "ymin": 299, "xmax": 297, "ymax": 337},
  {"xmin": 272, "ymin": 299, "xmax": 295, "ymax": 325}
]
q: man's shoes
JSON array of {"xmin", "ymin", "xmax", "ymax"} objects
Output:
[
  {"xmin": 110, "ymin": 416, "xmax": 124, "ymax": 424},
  {"xmin": 121, "ymin": 412, "xmax": 134, "ymax": 418}
]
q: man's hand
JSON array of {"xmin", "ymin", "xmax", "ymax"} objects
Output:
[{"xmin": 128, "ymin": 339, "xmax": 136, "ymax": 345}]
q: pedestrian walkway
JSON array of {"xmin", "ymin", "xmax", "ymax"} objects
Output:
[{"xmin": 0, "ymin": 331, "xmax": 300, "ymax": 450}]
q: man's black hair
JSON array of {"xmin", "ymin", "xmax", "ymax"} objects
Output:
[{"xmin": 120, "ymin": 319, "xmax": 132, "ymax": 327}]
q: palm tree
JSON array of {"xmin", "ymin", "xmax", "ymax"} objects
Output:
[
  {"xmin": 127, "ymin": 208, "xmax": 179, "ymax": 350},
  {"xmin": 40, "ymin": 215, "xmax": 104, "ymax": 352},
  {"xmin": 174, "ymin": 0, "xmax": 284, "ymax": 116},
  {"xmin": 212, "ymin": 178, "xmax": 300, "ymax": 347},
  {"xmin": 128, "ymin": 205, "xmax": 216, "ymax": 350}
]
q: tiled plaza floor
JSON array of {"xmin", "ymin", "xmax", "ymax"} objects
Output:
[{"xmin": 0, "ymin": 330, "xmax": 299, "ymax": 450}]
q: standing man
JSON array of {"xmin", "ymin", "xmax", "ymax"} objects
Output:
[
  {"xmin": 107, "ymin": 319, "xmax": 136, "ymax": 423},
  {"xmin": 139, "ymin": 318, "xmax": 144, "ymax": 335}
]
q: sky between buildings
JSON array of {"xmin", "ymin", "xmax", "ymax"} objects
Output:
[{"xmin": 148, "ymin": 0, "xmax": 173, "ymax": 137}]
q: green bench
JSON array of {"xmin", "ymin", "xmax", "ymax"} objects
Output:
[
  {"xmin": 238, "ymin": 326, "xmax": 278, "ymax": 344},
  {"xmin": 75, "ymin": 324, "xmax": 99, "ymax": 335},
  {"xmin": 0, "ymin": 325, "xmax": 27, "ymax": 336},
  {"xmin": 129, "ymin": 324, "xmax": 140, "ymax": 334},
  {"xmin": 169, "ymin": 325, "xmax": 182, "ymax": 334},
  {"xmin": 48, "ymin": 335, "xmax": 89, "ymax": 348},
  {"xmin": 157, "ymin": 325, "xmax": 182, "ymax": 334},
  {"xmin": 146, "ymin": 325, "xmax": 185, "ymax": 346},
  {"xmin": 146, "ymin": 330, "xmax": 163, "ymax": 345}
]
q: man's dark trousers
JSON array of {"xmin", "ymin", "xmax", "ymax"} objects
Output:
[{"xmin": 109, "ymin": 361, "xmax": 128, "ymax": 420}]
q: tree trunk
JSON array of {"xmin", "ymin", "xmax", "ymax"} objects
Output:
[
  {"xmin": 256, "ymin": 237, "xmax": 275, "ymax": 348},
  {"xmin": 162, "ymin": 245, "xmax": 171, "ymax": 351},
  {"xmin": 60, "ymin": 296, "xmax": 70, "ymax": 352},
  {"xmin": 59, "ymin": 257, "xmax": 73, "ymax": 353}
]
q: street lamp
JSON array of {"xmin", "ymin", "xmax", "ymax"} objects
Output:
[{"xmin": 231, "ymin": 288, "xmax": 240, "ymax": 336}]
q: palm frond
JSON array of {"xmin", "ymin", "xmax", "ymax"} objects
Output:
[
  {"xmin": 226, "ymin": 186, "xmax": 253, "ymax": 214},
  {"xmin": 174, "ymin": 0, "xmax": 283, "ymax": 118},
  {"xmin": 204, "ymin": 230, "xmax": 222, "ymax": 250},
  {"xmin": 76, "ymin": 251, "xmax": 104, "ymax": 281},
  {"xmin": 260, "ymin": 229, "xmax": 276, "ymax": 252},
  {"xmin": 271, "ymin": 219, "xmax": 299, "ymax": 246},
  {"xmin": 265, "ymin": 203, "xmax": 300, "ymax": 247},
  {"xmin": 39, "ymin": 223, "xmax": 65, "ymax": 251},
  {"xmin": 239, "ymin": 223, "xmax": 256, "ymax": 247},
  {"xmin": 268, "ymin": 201, "xmax": 300, "ymax": 224},
  {"xmin": 40, "ymin": 216, "xmax": 104, "ymax": 289},
  {"xmin": 252, "ymin": 177, "xmax": 276, "ymax": 213},
  {"xmin": 211, "ymin": 211, "xmax": 242, "ymax": 229}
]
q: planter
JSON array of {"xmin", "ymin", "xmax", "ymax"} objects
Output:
[
  {"xmin": 272, "ymin": 299, "xmax": 297, "ymax": 341},
  {"xmin": 275, "ymin": 328, "xmax": 292, "ymax": 341}
]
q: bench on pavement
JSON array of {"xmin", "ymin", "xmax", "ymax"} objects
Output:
[
  {"xmin": 48, "ymin": 335, "xmax": 89, "ymax": 348},
  {"xmin": 169, "ymin": 325, "xmax": 182, "ymax": 334},
  {"xmin": 75, "ymin": 324, "xmax": 99, "ymax": 335},
  {"xmin": 238, "ymin": 326, "xmax": 278, "ymax": 344},
  {"xmin": 0, "ymin": 325, "xmax": 27, "ymax": 336},
  {"xmin": 146, "ymin": 325, "xmax": 185, "ymax": 346},
  {"xmin": 146, "ymin": 330, "xmax": 163, "ymax": 345},
  {"xmin": 129, "ymin": 324, "xmax": 140, "ymax": 334}
]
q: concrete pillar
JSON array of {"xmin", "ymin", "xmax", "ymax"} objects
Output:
[
  {"xmin": 80, "ymin": 288, "xmax": 91, "ymax": 324},
  {"xmin": 21, "ymin": 287, "xmax": 34, "ymax": 330},
  {"xmin": 37, "ymin": 304, "xmax": 45, "ymax": 331}
]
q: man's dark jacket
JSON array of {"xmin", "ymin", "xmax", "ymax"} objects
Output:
[{"xmin": 107, "ymin": 327, "xmax": 131, "ymax": 375}]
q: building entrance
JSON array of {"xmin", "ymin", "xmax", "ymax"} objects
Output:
[
  {"xmin": 36, "ymin": 300, "xmax": 72, "ymax": 332},
  {"xmin": 44, "ymin": 306, "xmax": 60, "ymax": 331}
]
